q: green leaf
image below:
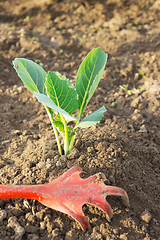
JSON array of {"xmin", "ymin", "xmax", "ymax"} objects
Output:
[
  {"xmin": 74, "ymin": 106, "xmax": 107, "ymax": 129},
  {"xmin": 45, "ymin": 71, "xmax": 78, "ymax": 115},
  {"xmin": 76, "ymin": 48, "xmax": 107, "ymax": 117},
  {"xmin": 55, "ymin": 113, "xmax": 65, "ymax": 133},
  {"xmin": 54, "ymin": 122, "xmax": 65, "ymax": 138},
  {"xmin": 34, "ymin": 92, "xmax": 77, "ymax": 122},
  {"xmin": 13, "ymin": 58, "xmax": 47, "ymax": 94}
]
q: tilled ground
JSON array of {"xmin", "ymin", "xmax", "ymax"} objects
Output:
[{"xmin": 0, "ymin": 0, "xmax": 160, "ymax": 239}]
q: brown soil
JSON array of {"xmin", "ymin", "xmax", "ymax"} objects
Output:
[{"xmin": 0, "ymin": 0, "xmax": 160, "ymax": 239}]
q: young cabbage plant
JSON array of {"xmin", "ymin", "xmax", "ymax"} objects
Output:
[{"xmin": 13, "ymin": 48, "xmax": 107, "ymax": 155}]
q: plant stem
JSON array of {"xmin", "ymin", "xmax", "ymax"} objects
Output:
[
  {"xmin": 60, "ymin": 114, "xmax": 69, "ymax": 155},
  {"xmin": 68, "ymin": 118, "xmax": 80, "ymax": 153},
  {"xmin": 45, "ymin": 107, "xmax": 62, "ymax": 155},
  {"xmin": 68, "ymin": 130, "xmax": 77, "ymax": 153},
  {"xmin": 52, "ymin": 123, "xmax": 62, "ymax": 155}
]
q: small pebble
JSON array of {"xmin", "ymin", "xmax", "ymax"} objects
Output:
[
  {"xmin": 3, "ymin": 68, "xmax": 10, "ymax": 73},
  {"xmin": 36, "ymin": 211, "xmax": 44, "ymax": 221},
  {"xmin": 139, "ymin": 124, "xmax": 147, "ymax": 133},
  {"xmin": 143, "ymin": 234, "xmax": 150, "ymax": 240},
  {"xmin": 59, "ymin": 155, "xmax": 67, "ymax": 162},
  {"xmin": 0, "ymin": 210, "xmax": 7, "ymax": 222},
  {"xmin": 130, "ymin": 97, "xmax": 141, "ymax": 108},
  {"xmin": 56, "ymin": 160, "xmax": 62, "ymax": 167},
  {"xmin": 22, "ymin": 130, "xmax": 30, "ymax": 135},
  {"xmin": 17, "ymin": 86, "xmax": 23, "ymax": 92},
  {"xmin": 8, "ymin": 216, "xmax": 25, "ymax": 239},
  {"xmin": 134, "ymin": 72, "xmax": 140, "ymax": 81},
  {"xmin": 23, "ymin": 119, "xmax": 28, "ymax": 124},
  {"xmin": 52, "ymin": 228, "xmax": 59, "ymax": 237},
  {"xmin": 11, "ymin": 129, "xmax": 21, "ymax": 135},
  {"xmin": 120, "ymin": 233, "xmax": 128, "ymax": 240},
  {"xmin": 140, "ymin": 210, "xmax": 152, "ymax": 223},
  {"xmin": 46, "ymin": 163, "xmax": 52, "ymax": 169},
  {"xmin": 40, "ymin": 221, "xmax": 46, "ymax": 230},
  {"xmin": 37, "ymin": 162, "xmax": 45, "ymax": 169},
  {"xmin": 54, "ymin": 155, "xmax": 59, "ymax": 161}
]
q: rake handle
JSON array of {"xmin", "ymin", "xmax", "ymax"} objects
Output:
[{"xmin": 0, "ymin": 184, "xmax": 45, "ymax": 201}]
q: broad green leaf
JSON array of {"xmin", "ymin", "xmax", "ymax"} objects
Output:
[
  {"xmin": 45, "ymin": 72, "xmax": 78, "ymax": 115},
  {"xmin": 13, "ymin": 58, "xmax": 47, "ymax": 94},
  {"xmin": 74, "ymin": 106, "xmax": 107, "ymax": 129},
  {"xmin": 34, "ymin": 92, "xmax": 77, "ymax": 122},
  {"xmin": 76, "ymin": 48, "xmax": 107, "ymax": 117}
]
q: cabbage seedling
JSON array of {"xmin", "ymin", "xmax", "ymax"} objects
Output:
[{"xmin": 13, "ymin": 48, "xmax": 107, "ymax": 155}]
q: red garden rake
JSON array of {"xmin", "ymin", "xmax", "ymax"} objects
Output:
[{"xmin": 0, "ymin": 166, "xmax": 129, "ymax": 231}]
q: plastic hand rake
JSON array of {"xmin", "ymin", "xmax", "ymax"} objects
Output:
[{"xmin": 0, "ymin": 166, "xmax": 129, "ymax": 231}]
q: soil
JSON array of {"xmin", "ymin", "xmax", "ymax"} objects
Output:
[{"xmin": 0, "ymin": 0, "xmax": 160, "ymax": 239}]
